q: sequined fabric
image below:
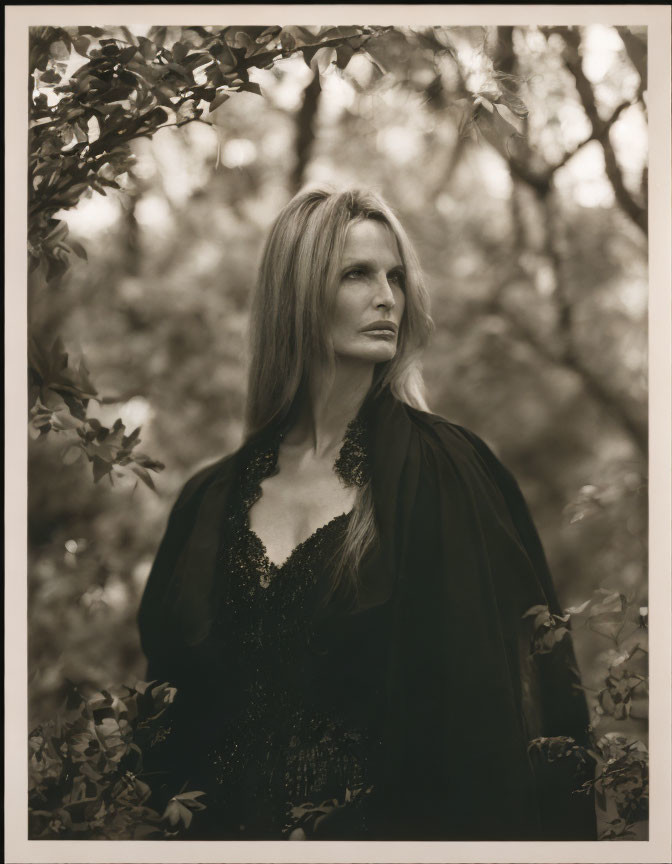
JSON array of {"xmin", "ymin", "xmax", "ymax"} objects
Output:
[
  {"xmin": 334, "ymin": 415, "xmax": 370, "ymax": 489},
  {"xmin": 183, "ymin": 418, "xmax": 382, "ymax": 839}
]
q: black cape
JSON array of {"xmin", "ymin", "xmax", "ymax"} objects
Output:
[{"xmin": 138, "ymin": 387, "xmax": 596, "ymax": 840}]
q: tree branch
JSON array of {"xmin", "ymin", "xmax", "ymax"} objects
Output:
[
  {"xmin": 549, "ymin": 27, "xmax": 647, "ymax": 236},
  {"xmin": 490, "ymin": 295, "xmax": 647, "ymax": 457},
  {"xmin": 481, "ymin": 26, "xmax": 648, "ymax": 457},
  {"xmin": 488, "ymin": 29, "xmax": 636, "ymax": 197},
  {"xmin": 547, "ymin": 99, "xmax": 633, "ymax": 175}
]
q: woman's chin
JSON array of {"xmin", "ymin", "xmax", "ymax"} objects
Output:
[{"xmin": 335, "ymin": 344, "xmax": 398, "ymax": 366}]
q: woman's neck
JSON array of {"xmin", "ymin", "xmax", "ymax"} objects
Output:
[{"xmin": 286, "ymin": 361, "xmax": 374, "ymax": 457}]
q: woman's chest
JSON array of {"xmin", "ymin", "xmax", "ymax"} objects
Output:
[{"xmin": 247, "ymin": 464, "xmax": 356, "ymax": 568}]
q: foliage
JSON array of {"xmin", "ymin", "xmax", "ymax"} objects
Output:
[
  {"xmin": 596, "ymin": 643, "xmax": 647, "ymax": 721},
  {"xmin": 29, "ymin": 334, "xmax": 164, "ymax": 487},
  {"xmin": 285, "ymin": 784, "xmax": 373, "ymax": 837},
  {"xmin": 28, "ymin": 680, "xmax": 205, "ymax": 840},
  {"xmin": 585, "ymin": 734, "xmax": 648, "ymax": 839},
  {"xmin": 524, "ymin": 582, "xmax": 649, "ymax": 840},
  {"xmin": 523, "ymin": 603, "xmax": 571, "ymax": 654},
  {"xmin": 29, "ymin": 24, "xmax": 386, "ymax": 274}
]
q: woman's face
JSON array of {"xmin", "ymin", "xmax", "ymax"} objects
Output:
[{"xmin": 330, "ymin": 219, "xmax": 406, "ymax": 366}]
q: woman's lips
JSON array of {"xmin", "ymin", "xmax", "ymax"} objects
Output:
[
  {"xmin": 362, "ymin": 329, "xmax": 396, "ymax": 338},
  {"xmin": 361, "ymin": 322, "xmax": 397, "ymax": 338}
]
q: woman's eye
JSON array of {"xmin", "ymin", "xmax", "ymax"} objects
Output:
[
  {"xmin": 389, "ymin": 271, "xmax": 405, "ymax": 289},
  {"xmin": 345, "ymin": 269, "xmax": 366, "ymax": 280}
]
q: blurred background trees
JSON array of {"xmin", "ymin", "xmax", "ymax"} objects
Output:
[{"xmin": 28, "ymin": 22, "xmax": 648, "ymax": 836}]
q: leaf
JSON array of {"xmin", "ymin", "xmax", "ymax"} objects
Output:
[
  {"xmin": 364, "ymin": 43, "xmax": 389, "ymax": 75},
  {"xmin": 138, "ymin": 37, "xmax": 157, "ymax": 62},
  {"xmin": 280, "ymin": 29, "xmax": 296, "ymax": 51},
  {"xmin": 61, "ymin": 444, "xmax": 84, "ymax": 465},
  {"xmin": 122, "ymin": 426, "xmax": 141, "ymax": 447},
  {"xmin": 566, "ymin": 599, "xmax": 591, "ymax": 615},
  {"xmin": 208, "ymin": 91, "xmax": 230, "ymax": 112},
  {"xmin": 335, "ymin": 44, "xmax": 356, "ymax": 70},
  {"xmin": 494, "ymin": 101, "xmax": 525, "ymax": 134},
  {"xmin": 331, "ymin": 25, "xmax": 368, "ymax": 40},
  {"xmin": 237, "ymin": 81, "xmax": 262, "ymax": 96},
  {"xmin": 40, "ymin": 69, "xmax": 62, "ymax": 85},
  {"xmin": 534, "ymin": 609, "xmax": 551, "ymax": 631},
  {"xmin": 473, "ymin": 98, "xmax": 523, "ymax": 157},
  {"xmin": 163, "ymin": 798, "xmax": 192, "ymax": 828},
  {"xmin": 475, "ymin": 95, "xmax": 495, "ymax": 113},
  {"xmin": 68, "ymin": 239, "xmax": 88, "ymax": 260},
  {"xmin": 230, "ymin": 30, "xmax": 257, "ymax": 58},
  {"xmin": 116, "ymin": 45, "xmax": 137, "ymax": 65},
  {"xmin": 302, "ymin": 46, "xmax": 319, "ymax": 68},
  {"xmin": 589, "ymin": 591, "xmax": 625, "ymax": 617},
  {"xmin": 172, "ymin": 42, "xmax": 188, "ymax": 64},
  {"xmin": 494, "ymin": 82, "xmax": 529, "ymax": 119},
  {"xmin": 73, "ymin": 36, "xmax": 90, "ymax": 57},
  {"xmin": 280, "ymin": 25, "xmax": 322, "ymax": 48},
  {"xmin": 311, "ymin": 47, "xmax": 336, "ymax": 75},
  {"xmin": 133, "ymin": 454, "xmax": 165, "ymax": 472},
  {"xmin": 131, "ymin": 465, "xmax": 156, "ymax": 491},
  {"xmin": 209, "ymin": 41, "xmax": 237, "ymax": 71},
  {"xmin": 176, "ymin": 99, "xmax": 198, "ymax": 122},
  {"xmin": 145, "ymin": 106, "xmax": 169, "ymax": 127},
  {"xmin": 92, "ymin": 455, "xmax": 113, "ymax": 483},
  {"xmin": 174, "ymin": 790, "xmax": 206, "ymax": 803},
  {"xmin": 46, "ymin": 220, "xmax": 69, "ymax": 244}
]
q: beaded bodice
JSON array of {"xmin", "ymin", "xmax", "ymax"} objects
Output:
[{"xmin": 180, "ymin": 414, "xmax": 385, "ymax": 838}]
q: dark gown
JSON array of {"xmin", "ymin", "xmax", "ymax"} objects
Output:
[
  {"xmin": 142, "ymin": 420, "xmax": 389, "ymax": 839},
  {"xmin": 138, "ymin": 387, "xmax": 597, "ymax": 841}
]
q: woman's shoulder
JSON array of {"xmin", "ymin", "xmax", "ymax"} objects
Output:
[
  {"xmin": 397, "ymin": 401, "xmax": 527, "ymax": 498},
  {"xmin": 403, "ymin": 403, "xmax": 499, "ymax": 463},
  {"xmin": 172, "ymin": 450, "xmax": 239, "ymax": 512},
  {"xmin": 171, "ymin": 427, "xmax": 273, "ymax": 511},
  {"xmin": 401, "ymin": 402, "xmax": 538, "ymax": 524}
]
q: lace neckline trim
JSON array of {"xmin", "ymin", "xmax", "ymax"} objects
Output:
[
  {"xmin": 248, "ymin": 413, "xmax": 370, "ymax": 497},
  {"xmin": 236, "ymin": 415, "xmax": 370, "ymax": 575},
  {"xmin": 248, "ymin": 511, "xmax": 350, "ymax": 579}
]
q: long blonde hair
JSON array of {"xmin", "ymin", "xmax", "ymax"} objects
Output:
[{"xmin": 245, "ymin": 187, "xmax": 434, "ymax": 603}]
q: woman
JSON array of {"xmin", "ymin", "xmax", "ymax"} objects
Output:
[{"xmin": 138, "ymin": 187, "xmax": 596, "ymax": 841}]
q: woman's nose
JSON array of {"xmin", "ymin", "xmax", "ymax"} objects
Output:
[{"xmin": 372, "ymin": 271, "xmax": 396, "ymax": 309}]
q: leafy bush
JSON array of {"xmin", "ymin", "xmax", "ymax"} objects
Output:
[
  {"xmin": 525, "ymin": 585, "xmax": 649, "ymax": 841},
  {"xmin": 28, "ymin": 680, "xmax": 205, "ymax": 840}
]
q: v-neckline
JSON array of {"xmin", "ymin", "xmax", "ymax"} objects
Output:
[
  {"xmin": 245, "ymin": 510, "xmax": 352, "ymax": 572},
  {"xmin": 239, "ymin": 414, "xmax": 368, "ymax": 575}
]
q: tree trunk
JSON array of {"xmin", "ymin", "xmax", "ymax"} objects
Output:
[{"xmin": 290, "ymin": 69, "xmax": 322, "ymax": 195}]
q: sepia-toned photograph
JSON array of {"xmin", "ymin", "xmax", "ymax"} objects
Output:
[{"xmin": 10, "ymin": 6, "xmax": 669, "ymax": 860}]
